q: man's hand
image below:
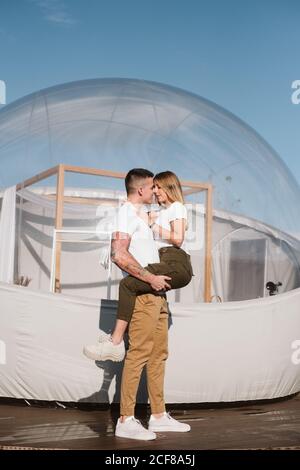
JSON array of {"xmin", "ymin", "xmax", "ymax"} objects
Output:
[
  {"xmin": 149, "ymin": 210, "xmax": 158, "ymax": 225},
  {"xmin": 111, "ymin": 233, "xmax": 172, "ymax": 290},
  {"xmin": 149, "ymin": 274, "xmax": 172, "ymax": 291}
]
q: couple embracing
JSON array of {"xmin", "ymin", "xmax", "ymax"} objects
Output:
[{"xmin": 84, "ymin": 168, "xmax": 193, "ymax": 440}]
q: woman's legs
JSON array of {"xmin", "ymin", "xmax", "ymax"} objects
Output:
[
  {"xmin": 89, "ymin": 248, "xmax": 192, "ymax": 361},
  {"xmin": 111, "ymin": 271, "xmax": 170, "ymax": 344},
  {"xmin": 111, "ymin": 319, "xmax": 128, "ymax": 345},
  {"xmin": 114, "ymin": 249, "xmax": 192, "ymax": 339}
]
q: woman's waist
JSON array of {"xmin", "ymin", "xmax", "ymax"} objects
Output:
[
  {"xmin": 158, "ymin": 246, "xmax": 193, "ymax": 277},
  {"xmin": 158, "ymin": 245, "xmax": 190, "ymax": 261},
  {"xmin": 156, "ymin": 239, "xmax": 189, "ymax": 253}
]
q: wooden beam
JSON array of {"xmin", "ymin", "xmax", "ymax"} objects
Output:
[
  {"xmin": 64, "ymin": 164, "xmax": 209, "ymax": 190},
  {"xmin": 54, "ymin": 165, "xmax": 65, "ymax": 293},
  {"xmin": 64, "ymin": 165, "xmax": 125, "ymax": 180},
  {"xmin": 183, "ymin": 187, "xmax": 204, "ymax": 197},
  {"xmin": 16, "ymin": 166, "xmax": 58, "ymax": 191},
  {"xmin": 46, "ymin": 194, "xmax": 121, "ymax": 206},
  {"xmin": 181, "ymin": 180, "xmax": 211, "ymax": 190},
  {"xmin": 16, "ymin": 164, "xmax": 209, "ymax": 192},
  {"xmin": 204, "ymin": 184, "xmax": 213, "ymax": 302}
]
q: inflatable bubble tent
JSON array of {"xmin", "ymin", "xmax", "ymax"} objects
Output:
[
  {"xmin": 0, "ymin": 78, "xmax": 300, "ymax": 302},
  {"xmin": 1, "ymin": 78, "xmax": 300, "ymax": 404}
]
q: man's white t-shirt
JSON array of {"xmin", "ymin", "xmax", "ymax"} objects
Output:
[
  {"xmin": 114, "ymin": 202, "xmax": 159, "ymax": 271},
  {"xmin": 154, "ymin": 202, "xmax": 189, "ymax": 253}
]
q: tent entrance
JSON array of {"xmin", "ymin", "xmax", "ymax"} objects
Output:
[{"xmin": 228, "ymin": 238, "xmax": 267, "ymax": 301}]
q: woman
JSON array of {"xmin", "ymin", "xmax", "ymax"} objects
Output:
[{"xmin": 84, "ymin": 171, "xmax": 193, "ymax": 362}]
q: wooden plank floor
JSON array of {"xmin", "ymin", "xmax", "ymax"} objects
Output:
[{"xmin": 0, "ymin": 395, "xmax": 300, "ymax": 450}]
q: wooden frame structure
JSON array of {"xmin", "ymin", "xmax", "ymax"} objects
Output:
[{"xmin": 16, "ymin": 164, "xmax": 213, "ymax": 302}]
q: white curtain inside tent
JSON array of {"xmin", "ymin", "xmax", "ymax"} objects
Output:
[
  {"xmin": 0, "ymin": 186, "xmax": 16, "ymax": 283},
  {"xmin": 0, "ymin": 186, "xmax": 299, "ymax": 302}
]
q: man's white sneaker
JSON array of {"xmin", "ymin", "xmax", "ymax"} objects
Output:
[
  {"xmin": 115, "ymin": 416, "xmax": 156, "ymax": 440},
  {"xmin": 83, "ymin": 338, "xmax": 125, "ymax": 362},
  {"xmin": 148, "ymin": 412, "xmax": 191, "ymax": 432}
]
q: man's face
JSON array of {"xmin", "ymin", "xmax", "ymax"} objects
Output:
[{"xmin": 140, "ymin": 177, "xmax": 154, "ymax": 204}]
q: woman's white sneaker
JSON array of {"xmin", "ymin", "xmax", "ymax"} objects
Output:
[
  {"xmin": 98, "ymin": 331, "xmax": 111, "ymax": 343},
  {"xmin": 148, "ymin": 412, "xmax": 191, "ymax": 432},
  {"xmin": 83, "ymin": 338, "xmax": 125, "ymax": 362},
  {"xmin": 115, "ymin": 417, "xmax": 156, "ymax": 440}
]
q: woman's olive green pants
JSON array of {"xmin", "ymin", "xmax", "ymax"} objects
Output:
[{"xmin": 117, "ymin": 246, "xmax": 193, "ymax": 322}]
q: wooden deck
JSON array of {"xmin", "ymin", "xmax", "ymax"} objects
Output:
[{"xmin": 0, "ymin": 394, "xmax": 300, "ymax": 450}]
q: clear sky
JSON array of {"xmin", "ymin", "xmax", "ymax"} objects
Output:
[{"xmin": 1, "ymin": 0, "xmax": 300, "ymax": 184}]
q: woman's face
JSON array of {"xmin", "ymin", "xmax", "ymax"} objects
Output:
[{"xmin": 153, "ymin": 181, "xmax": 169, "ymax": 204}]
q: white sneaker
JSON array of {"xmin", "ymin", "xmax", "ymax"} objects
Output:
[
  {"xmin": 115, "ymin": 416, "xmax": 156, "ymax": 440},
  {"xmin": 98, "ymin": 331, "xmax": 111, "ymax": 343},
  {"xmin": 148, "ymin": 412, "xmax": 191, "ymax": 432},
  {"xmin": 83, "ymin": 338, "xmax": 125, "ymax": 362}
]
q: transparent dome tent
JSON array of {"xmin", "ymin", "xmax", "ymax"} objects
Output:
[
  {"xmin": 1, "ymin": 78, "xmax": 300, "ymax": 234},
  {"xmin": 1, "ymin": 78, "xmax": 300, "ymax": 405}
]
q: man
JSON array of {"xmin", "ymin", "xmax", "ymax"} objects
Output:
[{"xmin": 87, "ymin": 169, "xmax": 191, "ymax": 440}]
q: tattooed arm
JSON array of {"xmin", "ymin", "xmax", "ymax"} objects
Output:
[{"xmin": 111, "ymin": 232, "xmax": 171, "ymax": 291}]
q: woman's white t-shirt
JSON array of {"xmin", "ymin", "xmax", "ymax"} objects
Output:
[{"xmin": 154, "ymin": 201, "xmax": 189, "ymax": 253}]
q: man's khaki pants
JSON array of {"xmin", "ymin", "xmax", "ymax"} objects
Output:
[{"xmin": 120, "ymin": 293, "xmax": 169, "ymax": 417}]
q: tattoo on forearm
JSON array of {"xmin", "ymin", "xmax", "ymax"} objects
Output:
[
  {"xmin": 110, "ymin": 243, "xmax": 151, "ymax": 280},
  {"xmin": 111, "ymin": 248, "xmax": 117, "ymax": 259},
  {"xmin": 138, "ymin": 267, "xmax": 150, "ymax": 277},
  {"xmin": 124, "ymin": 263, "xmax": 151, "ymax": 278}
]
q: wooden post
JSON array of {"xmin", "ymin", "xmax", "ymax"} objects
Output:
[
  {"xmin": 204, "ymin": 184, "xmax": 213, "ymax": 302},
  {"xmin": 54, "ymin": 164, "xmax": 65, "ymax": 293}
]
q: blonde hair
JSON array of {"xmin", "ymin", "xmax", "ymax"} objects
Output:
[{"xmin": 154, "ymin": 171, "xmax": 184, "ymax": 204}]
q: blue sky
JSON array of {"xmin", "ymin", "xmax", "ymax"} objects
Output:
[{"xmin": 1, "ymin": 0, "xmax": 300, "ymax": 184}]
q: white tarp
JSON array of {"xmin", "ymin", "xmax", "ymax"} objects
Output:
[{"xmin": 0, "ymin": 281, "xmax": 300, "ymax": 404}]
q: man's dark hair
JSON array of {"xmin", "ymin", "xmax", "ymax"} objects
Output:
[{"xmin": 125, "ymin": 168, "xmax": 154, "ymax": 195}]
